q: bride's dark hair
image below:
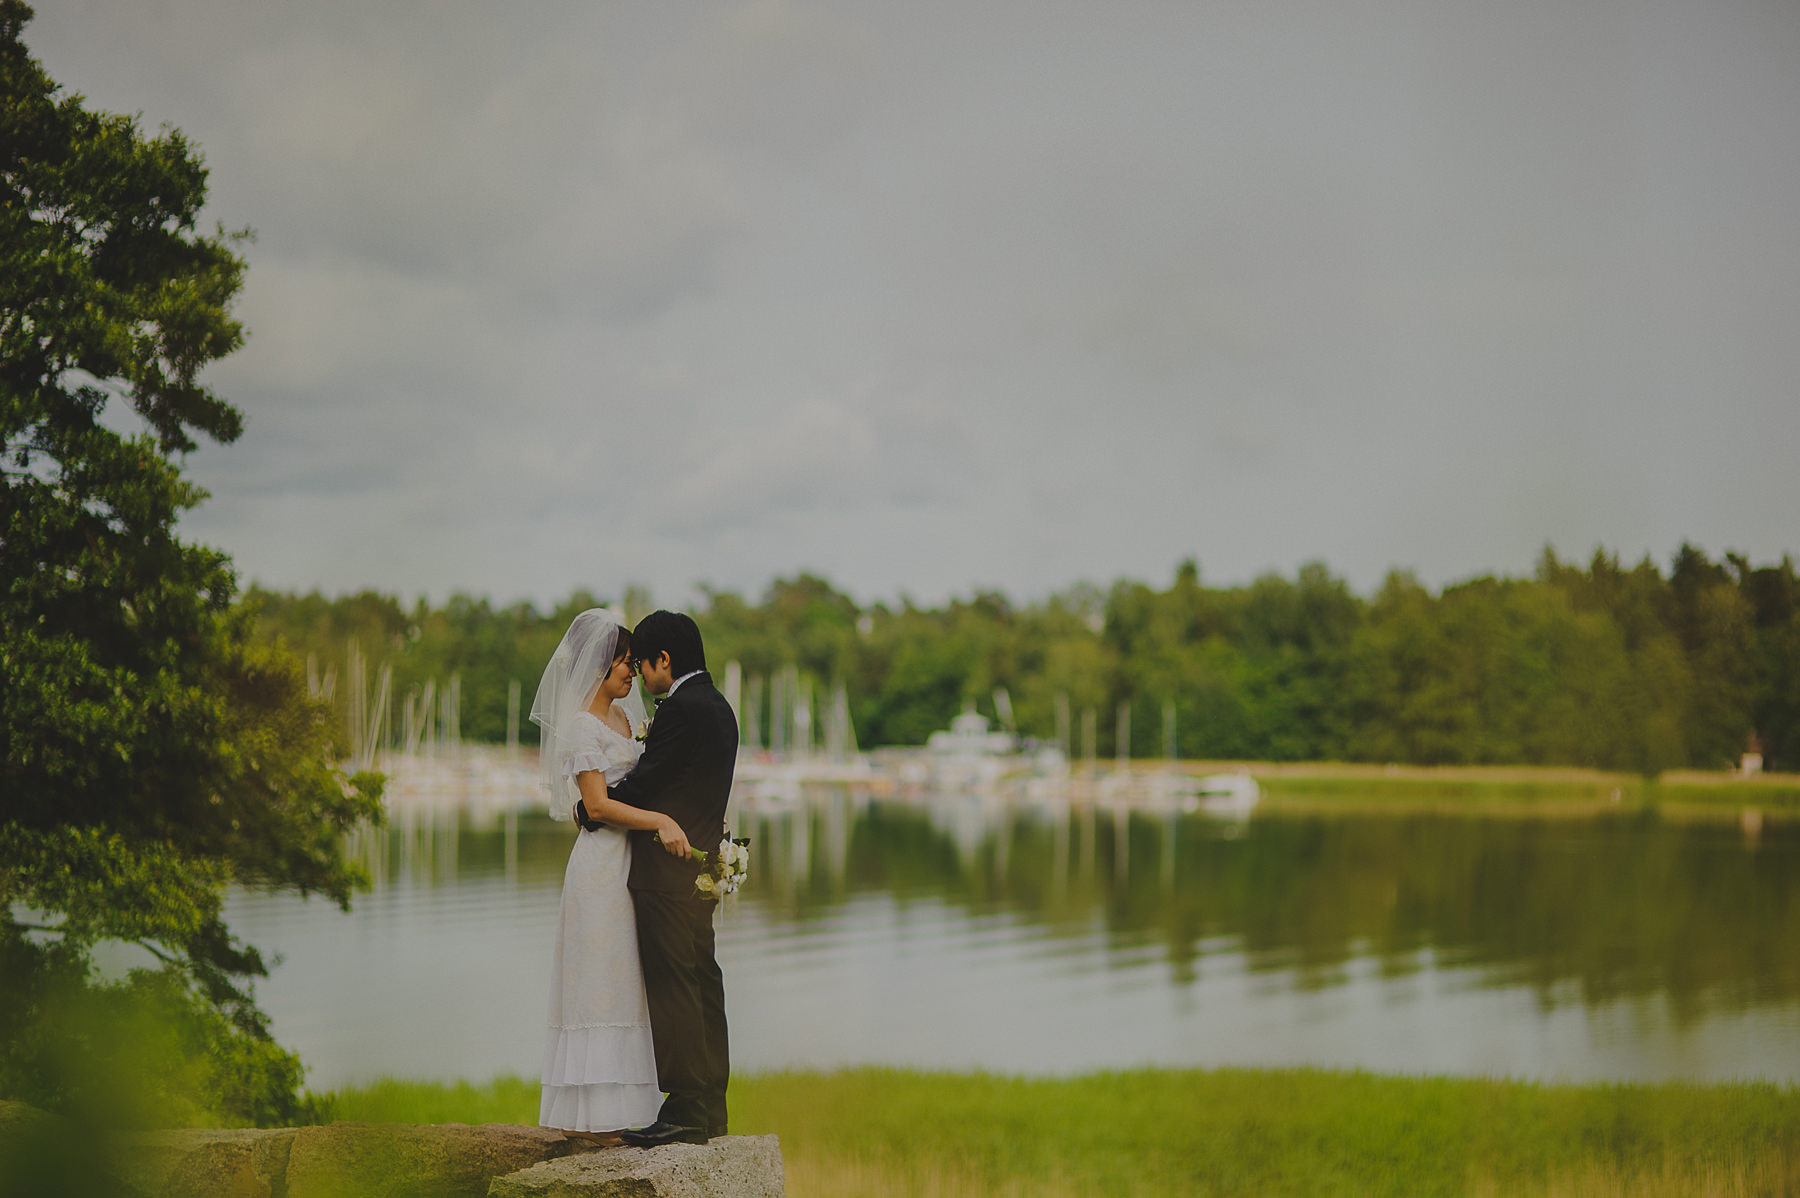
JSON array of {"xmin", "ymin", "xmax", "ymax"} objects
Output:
[
  {"xmin": 610, "ymin": 627, "xmax": 632, "ymax": 665},
  {"xmin": 631, "ymin": 610, "xmax": 705, "ymax": 676}
]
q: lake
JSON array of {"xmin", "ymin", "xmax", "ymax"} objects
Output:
[{"xmin": 223, "ymin": 786, "xmax": 1800, "ymax": 1090}]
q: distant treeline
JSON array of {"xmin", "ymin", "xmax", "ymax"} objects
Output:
[{"xmin": 249, "ymin": 544, "xmax": 1800, "ymax": 772}]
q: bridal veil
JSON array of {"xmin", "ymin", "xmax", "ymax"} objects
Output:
[{"xmin": 527, "ymin": 607, "xmax": 647, "ymax": 818}]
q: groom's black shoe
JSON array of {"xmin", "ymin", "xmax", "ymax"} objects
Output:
[{"xmin": 620, "ymin": 1121, "xmax": 708, "ymax": 1148}]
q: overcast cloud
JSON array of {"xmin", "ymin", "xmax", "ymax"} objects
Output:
[{"xmin": 29, "ymin": 0, "xmax": 1800, "ymax": 607}]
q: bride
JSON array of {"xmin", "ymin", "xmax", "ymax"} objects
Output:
[{"xmin": 530, "ymin": 608, "xmax": 691, "ymax": 1146}]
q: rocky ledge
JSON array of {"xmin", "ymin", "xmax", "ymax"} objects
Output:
[
  {"xmin": 490, "ymin": 1136, "xmax": 786, "ymax": 1198},
  {"xmin": 0, "ymin": 1103, "xmax": 784, "ymax": 1198}
]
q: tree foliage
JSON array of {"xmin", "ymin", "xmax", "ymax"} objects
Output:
[
  {"xmin": 255, "ymin": 546, "xmax": 1799, "ymax": 774},
  {"xmin": 0, "ymin": 0, "xmax": 380, "ymax": 1125}
]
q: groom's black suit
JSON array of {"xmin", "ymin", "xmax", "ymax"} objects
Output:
[{"xmin": 605, "ymin": 672, "xmax": 736, "ymax": 1134}]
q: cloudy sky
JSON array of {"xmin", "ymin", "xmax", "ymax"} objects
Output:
[{"xmin": 30, "ymin": 0, "xmax": 1800, "ymax": 607}]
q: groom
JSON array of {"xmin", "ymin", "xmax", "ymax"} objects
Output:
[{"xmin": 580, "ymin": 609, "xmax": 737, "ymax": 1146}]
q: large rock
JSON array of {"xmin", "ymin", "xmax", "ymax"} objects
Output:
[
  {"xmin": 3, "ymin": 1104, "xmax": 296, "ymax": 1198},
  {"xmin": 115, "ymin": 1127, "xmax": 297, "ymax": 1198},
  {"xmin": 0, "ymin": 1100, "xmax": 124, "ymax": 1194},
  {"xmin": 284, "ymin": 1121, "xmax": 576, "ymax": 1198},
  {"xmin": 3, "ymin": 1100, "xmax": 149, "ymax": 1196},
  {"xmin": 0, "ymin": 1112, "xmax": 783, "ymax": 1198},
  {"xmin": 488, "ymin": 1136, "xmax": 786, "ymax": 1198},
  {"xmin": 0, "ymin": 1099, "xmax": 56, "ymax": 1142}
]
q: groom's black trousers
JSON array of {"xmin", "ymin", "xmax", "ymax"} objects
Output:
[{"xmin": 632, "ymin": 889, "xmax": 729, "ymax": 1132}]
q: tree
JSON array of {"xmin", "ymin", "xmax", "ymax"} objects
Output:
[{"xmin": 0, "ymin": 0, "xmax": 380, "ymax": 1125}]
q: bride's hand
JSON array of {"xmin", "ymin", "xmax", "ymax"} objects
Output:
[{"xmin": 656, "ymin": 818, "xmax": 691, "ymax": 858}]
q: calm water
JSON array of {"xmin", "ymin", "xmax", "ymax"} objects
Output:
[{"xmin": 223, "ymin": 790, "xmax": 1800, "ymax": 1089}]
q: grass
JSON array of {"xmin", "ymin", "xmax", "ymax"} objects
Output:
[{"xmin": 312, "ymin": 1067, "xmax": 1800, "ymax": 1196}]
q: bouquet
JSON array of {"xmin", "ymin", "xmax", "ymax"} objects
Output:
[{"xmin": 658, "ymin": 832, "xmax": 750, "ymax": 900}]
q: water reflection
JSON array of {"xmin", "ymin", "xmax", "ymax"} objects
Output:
[
  {"xmin": 734, "ymin": 793, "xmax": 1797, "ymax": 1020},
  {"xmin": 245, "ymin": 791, "xmax": 1800, "ymax": 1087}
]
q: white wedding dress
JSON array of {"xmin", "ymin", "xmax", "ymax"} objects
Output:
[{"xmin": 539, "ymin": 711, "xmax": 663, "ymax": 1132}]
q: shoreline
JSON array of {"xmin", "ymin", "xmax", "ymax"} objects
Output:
[{"xmin": 1171, "ymin": 760, "xmax": 1800, "ymax": 814}]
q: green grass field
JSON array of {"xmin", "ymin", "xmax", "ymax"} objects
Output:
[{"xmin": 314, "ymin": 1068, "xmax": 1800, "ymax": 1197}]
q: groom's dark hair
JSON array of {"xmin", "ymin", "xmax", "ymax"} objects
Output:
[{"xmin": 632, "ymin": 610, "xmax": 707, "ymax": 677}]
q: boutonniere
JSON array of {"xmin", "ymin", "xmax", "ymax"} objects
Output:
[{"xmin": 636, "ymin": 693, "xmax": 665, "ymax": 741}]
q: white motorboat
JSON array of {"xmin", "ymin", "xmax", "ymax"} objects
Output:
[
  {"xmin": 920, "ymin": 704, "xmax": 1067, "ymax": 791},
  {"xmin": 1179, "ymin": 771, "xmax": 1262, "ymax": 819}
]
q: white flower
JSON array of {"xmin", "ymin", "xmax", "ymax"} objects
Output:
[{"xmin": 692, "ymin": 833, "xmax": 749, "ymax": 899}]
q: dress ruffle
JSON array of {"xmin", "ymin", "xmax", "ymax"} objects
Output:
[
  {"xmin": 542, "ymin": 1022, "xmax": 659, "ymax": 1087},
  {"xmin": 540, "ymin": 1023, "xmax": 661, "ymax": 1131},
  {"xmin": 539, "ymin": 1080, "xmax": 663, "ymax": 1133},
  {"xmin": 561, "ymin": 750, "xmax": 614, "ymax": 777}
]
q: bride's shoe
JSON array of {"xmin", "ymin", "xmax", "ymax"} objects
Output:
[{"xmin": 562, "ymin": 1129, "xmax": 624, "ymax": 1149}]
